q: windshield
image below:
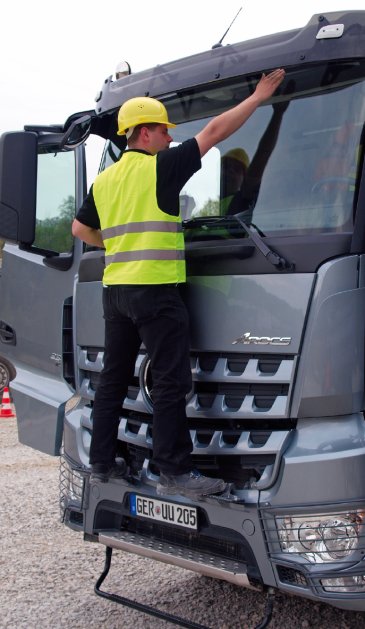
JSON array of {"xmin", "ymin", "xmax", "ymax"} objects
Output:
[{"xmin": 101, "ymin": 60, "xmax": 365, "ymax": 240}]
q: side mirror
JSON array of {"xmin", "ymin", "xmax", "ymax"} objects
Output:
[{"xmin": 0, "ymin": 131, "xmax": 37, "ymax": 244}]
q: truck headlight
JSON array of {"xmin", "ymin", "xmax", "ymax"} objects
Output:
[{"xmin": 276, "ymin": 511, "xmax": 364, "ymax": 564}]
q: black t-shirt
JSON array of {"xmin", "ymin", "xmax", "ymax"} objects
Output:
[{"xmin": 76, "ymin": 138, "xmax": 201, "ymax": 229}]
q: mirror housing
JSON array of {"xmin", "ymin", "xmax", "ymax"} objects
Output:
[
  {"xmin": 59, "ymin": 115, "xmax": 91, "ymax": 150},
  {"xmin": 0, "ymin": 131, "xmax": 37, "ymax": 244}
]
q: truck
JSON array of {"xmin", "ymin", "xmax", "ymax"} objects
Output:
[{"xmin": 1, "ymin": 9, "xmax": 365, "ymax": 624}]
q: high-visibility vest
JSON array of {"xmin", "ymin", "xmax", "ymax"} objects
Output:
[{"xmin": 93, "ymin": 151, "xmax": 185, "ymax": 285}]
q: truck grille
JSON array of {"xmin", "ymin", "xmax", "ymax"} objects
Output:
[
  {"xmin": 78, "ymin": 348, "xmax": 294, "ymax": 488},
  {"xmin": 78, "ymin": 348, "xmax": 295, "ymax": 420},
  {"xmin": 189, "ymin": 352, "xmax": 293, "ymax": 418}
]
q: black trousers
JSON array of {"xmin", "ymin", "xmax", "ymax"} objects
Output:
[{"xmin": 89, "ymin": 284, "xmax": 193, "ymax": 474}]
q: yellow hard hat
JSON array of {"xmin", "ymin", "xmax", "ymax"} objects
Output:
[
  {"xmin": 117, "ymin": 96, "xmax": 176, "ymax": 136},
  {"xmin": 222, "ymin": 148, "xmax": 250, "ymax": 170}
]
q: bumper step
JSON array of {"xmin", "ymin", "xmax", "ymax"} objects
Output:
[{"xmin": 98, "ymin": 529, "xmax": 258, "ymax": 589}]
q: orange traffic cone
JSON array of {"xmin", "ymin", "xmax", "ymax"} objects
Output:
[{"xmin": 0, "ymin": 387, "xmax": 15, "ymax": 418}]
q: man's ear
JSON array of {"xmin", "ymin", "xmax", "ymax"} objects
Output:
[{"xmin": 140, "ymin": 126, "xmax": 150, "ymax": 142}]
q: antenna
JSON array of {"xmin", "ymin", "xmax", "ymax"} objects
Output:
[{"xmin": 212, "ymin": 6, "xmax": 243, "ymax": 49}]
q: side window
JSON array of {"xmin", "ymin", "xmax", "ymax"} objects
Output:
[{"xmin": 33, "ymin": 150, "xmax": 75, "ymax": 253}]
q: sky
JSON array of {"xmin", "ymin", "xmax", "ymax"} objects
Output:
[
  {"xmin": 2, "ymin": 1, "xmax": 365, "ymax": 132},
  {"xmin": 1, "ymin": 1, "xmax": 364, "ymax": 180}
]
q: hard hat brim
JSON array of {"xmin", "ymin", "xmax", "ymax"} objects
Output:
[{"xmin": 117, "ymin": 121, "xmax": 176, "ymax": 136}]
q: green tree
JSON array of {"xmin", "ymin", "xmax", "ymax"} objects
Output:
[
  {"xmin": 194, "ymin": 197, "xmax": 220, "ymax": 217},
  {"xmin": 34, "ymin": 195, "xmax": 75, "ymax": 252}
]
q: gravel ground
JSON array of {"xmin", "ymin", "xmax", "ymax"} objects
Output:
[{"xmin": 2, "ymin": 416, "xmax": 365, "ymax": 629}]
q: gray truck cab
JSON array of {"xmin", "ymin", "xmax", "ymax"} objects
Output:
[{"xmin": 1, "ymin": 10, "xmax": 365, "ymax": 613}]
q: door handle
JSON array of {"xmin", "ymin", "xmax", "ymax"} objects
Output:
[{"xmin": 0, "ymin": 321, "xmax": 16, "ymax": 345}]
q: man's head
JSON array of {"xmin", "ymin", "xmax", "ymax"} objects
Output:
[
  {"xmin": 117, "ymin": 96, "xmax": 175, "ymax": 154},
  {"xmin": 221, "ymin": 148, "xmax": 250, "ymax": 195},
  {"xmin": 127, "ymin": 123, "xmax": 173, "ymax": 154}
]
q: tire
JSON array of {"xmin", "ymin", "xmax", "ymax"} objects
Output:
[{"xmin": 0, "ymin": 355, "xmax": 16, "ymax": 393}]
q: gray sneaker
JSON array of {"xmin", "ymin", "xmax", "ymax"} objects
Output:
[
  {"xmin": 156, "ymin": 470, "xmax": 227, "ymax": 499},
  {"xmin": 90, "ymin": 458, "xmax": 127, "ymax": 483}
]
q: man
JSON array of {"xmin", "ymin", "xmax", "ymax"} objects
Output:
[{"xmin": 72, "ymin": 68, "xmax": 285, "ymax": 499}]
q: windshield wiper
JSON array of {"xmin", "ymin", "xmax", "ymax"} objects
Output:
[
  {"xmin": 183, "ymin": 216, "xmax": 226, "ymax": 228},
  {"xmin": 183, "ymin": 214, "xmax": 295, "ymax": 271},
  {"xmin": 232, "ymin": 213, "xmax": 295, "ymax": 271}
]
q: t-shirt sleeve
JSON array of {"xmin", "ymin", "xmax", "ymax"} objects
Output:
[
  {"xmin": 156, "ymin": 138, "xmax": 201, "ymax": 216},
  {"xmin": 75, "ymin": 185, "xmax": 101, "ymax": 229}
]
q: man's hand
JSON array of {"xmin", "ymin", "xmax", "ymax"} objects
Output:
[
  {"xmin": 196, "ymin": 68, "xmax": 285, "ymax": 157},
  {"xmin": 254, "ymin": 69, "xmax": 286, "ymax": 104}
]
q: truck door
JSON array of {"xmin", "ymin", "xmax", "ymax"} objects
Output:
[{"xmin": 0, "ymin": 124, "xmax": 89, "ymax": 455}]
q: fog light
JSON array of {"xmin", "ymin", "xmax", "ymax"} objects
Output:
[{"xmin": 321, "ymin": 574, "xmax": 365, "ymax": 593}]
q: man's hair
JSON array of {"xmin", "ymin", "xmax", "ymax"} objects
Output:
[{"xmin": 128, "ymin": 123, "xmax": 159, "ymax": 144}]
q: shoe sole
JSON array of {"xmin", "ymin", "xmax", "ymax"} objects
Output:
[
  {"xmin": 90, "ymin": 474, "xmax": 127, "ymax": 483},
  {"xmin": 90, "ymin": 473, "xmax": 112, "ymax": 483},
  {"xmin": 156, "ymin": 481, "xmax": 227, "ymax": 499},
  {"xmin": 90, "ymin": 470, "xmax": 127, "ymax": 483}
]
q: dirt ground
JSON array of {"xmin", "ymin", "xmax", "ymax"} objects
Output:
[{"xmin": 1, "ymin": 416, "xmax": 365, "ymax": 629}]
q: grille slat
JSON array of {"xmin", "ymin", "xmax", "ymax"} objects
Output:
[
  {"xmin": 193, "ymin": 356, "xmax": 294, "ymax": 384},
  {"xmin": 78, "ymin": 348, "xmax": 295, "ymax": 420}
]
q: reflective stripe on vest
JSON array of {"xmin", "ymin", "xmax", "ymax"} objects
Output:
[
  {"xmin": 105, "ymin": 249, "xmax": 185, "ymax": 264},
  {"xmin": 101, "ymin": 220, "xmax": 182, "ymax": 240},
  {"xmin": 93, "ymin": 151, "xmax": 185, "ymax": 285}
]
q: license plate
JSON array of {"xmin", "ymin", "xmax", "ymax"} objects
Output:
[{"xmin": 130, "ymin": 493, "xmax": 198, "ymax": 530}]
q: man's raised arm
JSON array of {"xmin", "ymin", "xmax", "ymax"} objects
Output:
[{"xmin": 195, "ymin": 69, "xmax": 285, "ymax": 157}]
